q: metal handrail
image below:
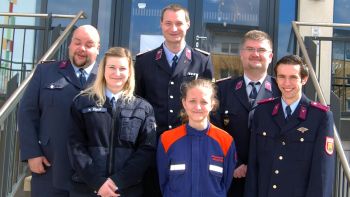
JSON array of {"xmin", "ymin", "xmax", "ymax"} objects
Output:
[
  {"xmin": 0, "ymin": 10, "xmax": 86, "ymax": 123},
  {"xmin": 292, "ymin": 21, "xmax": 350, "ymax": 182},
  {"xmin": 0, "ymin": 12, "xmax": 86, "ymax": 19}
]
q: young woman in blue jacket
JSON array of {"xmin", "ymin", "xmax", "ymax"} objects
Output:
[{"xmin": 68, "ymin": 47, "xmax": 157, "ymax": 197}]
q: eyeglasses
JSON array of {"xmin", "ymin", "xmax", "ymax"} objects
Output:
[{"xmin": 241, "ymin": 47, "xmax": 271, "ymax": 54}]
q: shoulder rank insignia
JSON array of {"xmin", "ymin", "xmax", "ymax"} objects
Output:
[
  {"xmin": 310, "ymin": 101, "xmax": 329, "ymax": 112},
  {"xmin": 155, "ymin": 48, "xmax": 163, "ymax": 60},
  {"xmin": 298, "ymin": 106, "xmax": 307, "ymax": 120},
  {"xmin": 59, "ymin": 60, "xmax": 69, "ymax": 68},
  {"xmin": 272, "ymin": 102, "xmax": 280, "ymax": 116},
  {"xmin": 194, "ymin": 47, "xmax": 210, "ymax": 56},
  {"xmin": 258, "ymin": 97, "xmax": 275, "ymax": 104},
  {"xmin": 235, "ymin": 80, "xmax": 243, "ymax": 90},
  {"xmin": 297, "ymin": 127, "xmax": 308, "ymax": 133},
  {"xmin": 136, "ymin": 50, "xmax": 147, "ymax": 57},
  {"xmin": 325, "ymin": 136, "xmax": 334, "ymax": 155},
  {"xmin": 265, "ymin": 81, "xmax": 272, "ymax": 91},
  {"xmin": 215, "ymin": 76, "xmax": 231, "ymax": 83}
]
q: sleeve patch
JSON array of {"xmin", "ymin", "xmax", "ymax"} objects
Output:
[{"xmin": 325, "ymin": 136, "xmax": 334, "ymax": 155}]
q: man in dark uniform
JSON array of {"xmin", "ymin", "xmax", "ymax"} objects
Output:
[
  {"xmin": 18, "ymin": 25, "xmax": 100, "ymax": 197},
  {"xmin": 245, "ymin": 55, "xmax": 335, "ymax": 197},
  {"xmin": 211, "ymin": 30, "xmax": 280, "ymax": 197},
  {"xmin": 134, "ymin": 4, "xmax": 213, "ymax": 196}
]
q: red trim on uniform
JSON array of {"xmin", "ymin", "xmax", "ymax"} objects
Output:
[
  {"xmin": 207, "ymin": 124, "xmax": 233, "ymax": 157},
  {"xmin": 161, "ymin": 125, "xmax": 187, "ymax": 153}
]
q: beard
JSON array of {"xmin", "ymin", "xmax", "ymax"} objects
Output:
[{"xmin": 70, "ymin": 53, "xmax": 91, "ymax": 68}]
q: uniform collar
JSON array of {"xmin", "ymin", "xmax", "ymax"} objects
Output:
[
  {"xmin": 163, "ymin": 43, "xmax": 185, "ymax": 66},
  {"xmin": 281, "ymin": 97, "xmax": 301, "ymax": 117},
  {"xmin": 71, "ymin": 61, "xmax": 95, "ymax": 78},
  {"xmin": 105, "ymin": 88, "xmax": 123, "ymax": 101}
]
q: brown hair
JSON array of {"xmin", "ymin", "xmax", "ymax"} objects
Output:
[
  {"xmin": 161, "ymin": 4, "xmax": 190, "ymax": 22},
  {"xmin": 240, "ymin": 30, "xmax": 273, "ymax": 50},
  {"xmin": 274, "ymin": 54, "xmax": 309, "ymax": 80},
  {"xmin": 179, "ymin": 79, "xmax": 218, "ymax": 123}
]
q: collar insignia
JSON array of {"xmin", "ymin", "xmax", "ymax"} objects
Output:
[
  {"xmin": 155, "ymin": 49, "xmax": 163, "ymax": 60},
  {"xmin": 59, "ymin": 60, "xmax": 68, "ymax": 68},
  {"xmin": 185, "ymin": 48, "xmax": 191, "ymax": 61},
  {"xmin": 298, "ymin": 106, "xmax": 307, "ymax": 120},
  {"xmin": 265, "ymin": 81, "xmax": 272, "ymax": 91},
  {"xmin": 272, "ymin": 103, "xmax": 280, "ymax": 116},
  {"xmin": 235, "ymin": 80, "xmax": 243, "ymax": 90}
]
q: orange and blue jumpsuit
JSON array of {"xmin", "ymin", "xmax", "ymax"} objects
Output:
[{"xmin": 157, "ymin": 124, "xmax": 236, "ymax": 197}]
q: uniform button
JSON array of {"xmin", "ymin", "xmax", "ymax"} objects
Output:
[
  {"xmin": 38, "ymin": 140, "xmax": 42, "ymax": 144},
  {"xmin": 282, "ymin": 141, "xmax": 286, "ymax": 145},
  {"xmin": 279, "ymin": 156, "xmax": 283, "ymax": 160},
  {"xmin": 170, "ymin": 81, "xmax": 174, "ymax": 85},
  {"xmin": 275, "ymin": 170, "xmax": 279, "ymax": 174},
  {"xmin": 273, "ymin": 185, "xmax": 277, "ymax": 189},
  {"xmin": 262, "ymin": 132, "xmax": 267, "ymax": 136},
  {"xmin": 169, "ymin": 95, "xmax": 174, "ymax": 99},
  {"xmin": 50, "ymin": 84, "xmax": 54, "ymax": 89},
  {"xmin": 169, "ymin": 110, "xmax": 173, "ymax": 113},
  {"xmin": 300, "ymin": 138, "xmax": 304, "ymax": 142},
  {"xmin": 169, "ymin": 125, "xmax": 172, "ymax": 129},
  {"xmin": 225, "ymin": 110, "xmax": 228, "ymax": 114}
]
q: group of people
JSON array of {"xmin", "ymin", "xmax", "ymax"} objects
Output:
[{"xmin": 18, "ymin": 3, "xmax": 335, "ymax": 197}]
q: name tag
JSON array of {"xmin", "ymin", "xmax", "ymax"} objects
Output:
[
  {"xmin": 209, "ymin": 164, "xmax": 223, "ymax": 173},
  {"xmin": 82, "ymin": 107, "xmax": 107, "ymax": 113},
  {"xmin": 170, "ymin": 164, "xmax": 186, "ymax": 171}
]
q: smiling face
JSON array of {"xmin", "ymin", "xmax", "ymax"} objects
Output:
[
  {"xmin": 276, "ymin": 63, "xmax": 308, "ymax": 105},
  {"xmin": 240, "ymin": 39, "xmax": 273, "ymax": 74},
  {"xmin": 182, "ymin": 86, "xmax": 214, "ymax": 125},
  {"xmin": 68, "ymin": 25, "xmax": 100, "ymax": 68},
  {"xmin": 104, "ymin": 56, "xmax": 130, "ymax": 94},
  {"xmin": 161, "ymin": 9, "xmax": 190, "ymax": 46}
]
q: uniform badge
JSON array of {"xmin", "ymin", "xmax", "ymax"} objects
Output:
[
  {"xmin": 185, "ymin": 48, "xmax": 192, "ymax": 61},
  {"xmin": 235, "ymin": 80, "xmax": 243, "ymax": 90},
  {"xmin": 223, "ymin": 110, "xmax": 229, "ymax": 126},
  {"xmin": 155, "ymin": 49, "xmax": 163, "ymax": 60},
  {"xmin": 272, "ymin": 103, "xmax": 280, "ymax": 116},
  {"xmin": 265, "ymin": 81, "xmax": 272, "ymax": 91},
  {"xmin": 297, "ymin": 127, "xmax": 308, "ymax": 133},
  {"xmin": 298, "ymin": 106, "xmax": 307, "ymax": 120},
  {"xmin": 59, "ymin": 60, "xmax": 68, "ymax": 68},
  {"xmin": 325, "ymin": 136, "xmax": 334, "ymax": 155}
]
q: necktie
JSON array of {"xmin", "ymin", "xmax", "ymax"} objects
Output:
[
  {"xmin": 171, "ymin": 55, "xmax": 178, "ymax": 72},
  {"xmin": 286, "ymin": 105, "xmax": 292, "ymax": 121},
  {"xmin": 110, "ymin": 97, "xmax": 116, "ymax": 112},
  {"xmin": 79, "ymin": 68, "xmax": 86, "ymax": 86},
  {"xmin": 249, "ymin": 81, "xmax": 260, "ymax": 100}
]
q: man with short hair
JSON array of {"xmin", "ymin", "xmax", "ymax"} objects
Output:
[
  {"xmin": 18, "ymin": 25, "xmax": 100, "ymax": 197},
  {"xmin": 212, "ymin": 30, "xmax": 280, "ymax": 197},
  {"xmin": 245, "ymin": 55, "xmax": 335, "ymax": 197}
]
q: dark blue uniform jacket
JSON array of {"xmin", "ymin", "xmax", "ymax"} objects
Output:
[
  {"xmin": 245, "ymin": 95, "xmax": 335, "ymax": 197},
  {"xmin": 135, "ymin": 45, "xmax": 213, "ymax": 134},
  {"xmin": 68, "ymin": 94, "xmax": 157, "ymax": 196}
]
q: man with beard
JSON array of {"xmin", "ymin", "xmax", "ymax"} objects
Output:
[
  {"xmin": 211, "ymin": 30, "xmax": 280, "ymax": 197},
  {"xmin": 18, "ymin": 25, "xmax": 100, "ymax": 197}
]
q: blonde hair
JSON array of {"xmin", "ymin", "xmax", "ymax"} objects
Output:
[
  {"xmin": 240, "ymin": 30, "xmax": 273, "ymax": 49},
  {"xmin": 180, "ymin": 79, "xmax": 218, "ymax": 123},
  {"xmin": 82, "ymin": 47, "xmax": 135, "ymax": 106}
]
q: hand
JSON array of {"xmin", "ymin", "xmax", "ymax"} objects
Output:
[
  {"xmin": 97, "ymin": 178, "xmax": 120, "ymax": 197},
  {"xmin": 28, "ymin": 156, "xmax": 51, "ymax": 174},
  {"xmin": 233, "ymin": 164, "xmax": 247, "ymax": 178}
]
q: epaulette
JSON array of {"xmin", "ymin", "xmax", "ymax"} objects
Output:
[
  {"xmin": 40, "ymin": 60, "xmax": 56, "ymax": 64},
  {"xmin": 214, "ymin": 76, "xmax": 232, "ymax": 83},
  {"xmin": 257, "ymin": 97, "xmax": 276, "ymax": 105},
  {"xmin": 194, "ymin": 48, "xmax": 210, "ymax": 56},
  {"xmin": 310, "ymin": 101, "xmax": 329, "ymax": 112},
  {"xmin": 136, "ymin": 50, "xmax": 148, "ymax": 57}
]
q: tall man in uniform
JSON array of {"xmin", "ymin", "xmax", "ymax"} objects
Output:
[
  {"xmin": 245, "ymin": 55, "xmax": 335, "ymax": 197},
  {"xmin": 211, "ymin": 30, "xmax": 280, "ymax": 197},
  {"xmin": 134, "ymin": 4, "xmax": 213, "ymax": 196},
  {"xmin": 18, "ymin": 25, "xmax": 100, "ymax": 197}
]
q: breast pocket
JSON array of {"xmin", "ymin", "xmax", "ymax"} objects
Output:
[
  {"xmin": 208, "ymin": 163, "xmax": 224, "ymax": 192},
  {"xmin": 43, "ymin": 79, "xmax": 69, "ymax": 107},
  {"xmin": 120, "ymin": 109, "xmax": 145, "ymax": 143},
  {"xmin": 169, "ymin": 163, "xmax": 186, "ymax": 192}
]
